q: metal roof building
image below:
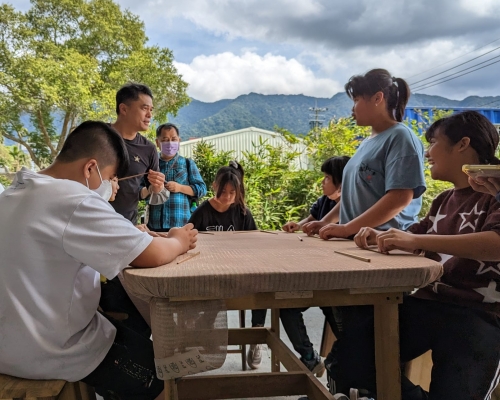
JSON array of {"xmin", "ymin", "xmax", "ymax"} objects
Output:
[{"xmin": 179, "ymin": 127, "xmax": 308, "ymax": 169}]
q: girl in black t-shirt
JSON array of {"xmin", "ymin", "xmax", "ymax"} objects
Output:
[
  {"xmin": 188, "ymin": 162, "xmax": 266, "ymax": 370},
  {"xmin": 188, "ymin": 161, "xmax": 256, "ymax": 232}
]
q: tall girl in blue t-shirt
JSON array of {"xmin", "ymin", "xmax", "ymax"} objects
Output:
[
  {"xmin": 303, "ymin": 68, "xmax": 426, "ymax": 239},
  {"xmin": 301, "ymin": 69, "xmax": 426, "ymax": 398}
]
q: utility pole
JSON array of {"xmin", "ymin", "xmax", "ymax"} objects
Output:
[{"xmin": 309, "ymin": 101, "xmax": 328, "ymax": 131}]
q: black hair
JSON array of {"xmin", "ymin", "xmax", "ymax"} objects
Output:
[
  {"xmin": 425, "ymin": 111, "xmax": 500, "ymax": 165},
  {"xmin": 321, "ymin": 156, "xmax": 351, "ymax": 186},
  {"xmin": 213, "ymin": 161, "xmax": 247, "ymax": 214},
  {"xmin": 56, "ymin": 121, "xmax": 130, "ymax": 177},
  {"xmin": 156, "ymin": 123, "xmax": 180, "ymax": 137},
  {"xmin": 344, "ymin": 68, "xmax": 410, "ymax": 122},
  {"xmin": 115, "ymin": 83, "xmax": 153, "ymax": 115}
]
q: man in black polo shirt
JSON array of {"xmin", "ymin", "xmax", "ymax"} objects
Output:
[
  {"xmin": 100, "ymin": 83, "xmax": 166, "ymax": 338},
  {"xmin": 110, "ymin": 83, "xmax": 166, "ymax": 224}
]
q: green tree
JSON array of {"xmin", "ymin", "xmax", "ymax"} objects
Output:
[{"xmin": 0, "ymin": 0, "xmax": 189, "ymax": 168}]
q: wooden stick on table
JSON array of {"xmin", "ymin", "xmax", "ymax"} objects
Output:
[
  {"xmin": 334, "ymin": 250, "xmax": 371, "ymax": 263},
  {"xmin": 117, "ymin": 172, "xmax": 148, "ymax": 181},
  {"xmin": 177, "ymin": 251, "xmax": 201, "ymax": 264}
]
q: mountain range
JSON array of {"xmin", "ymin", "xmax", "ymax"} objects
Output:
[
  {"xmin": 3, "ymin": 93, "xmax": 499, "ymax": 147},
  {"xmin": 168, "ymin": 92, "xmax": 500, "ymax": 139}
]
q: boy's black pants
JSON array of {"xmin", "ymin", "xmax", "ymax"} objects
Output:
[
  {"xmin": 335, "ymin": 296, "xmax": 500, "ymax": 400},
  {"xmin": 280, "ymin": 306, "xmax": 340, "ymax": 358},
  {"xmin": 99, "ymin": 277, "xmax": 151, "ymax": 340}
]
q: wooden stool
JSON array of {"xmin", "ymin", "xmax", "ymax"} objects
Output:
[
  {"xmin": 319, "ymin": 318, "xmax": 336, "ymax": 358},
  {"xmin": 405, "ymin": 351, "xmax": 432, "ymax": 392},
  {"xmin": 226, "ymin": 310, "xmax": 248, "ymax": 370},
  {"xmin": 0, "ymin": 374, "xmax": 96, "ymax": 400}
]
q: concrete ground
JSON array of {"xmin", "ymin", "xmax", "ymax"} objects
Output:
[{"xmin": 97, "ymin": 307, "xmax": 328, "ymax": 400}]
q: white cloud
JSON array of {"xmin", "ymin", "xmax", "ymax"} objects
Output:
[
  {"xmin": 174, "ymin": 51, "xmax": 342, "ymax": 102},
  {"xmin": 460, "ymin": 0, "xmax": 500, "ymax": 16}
]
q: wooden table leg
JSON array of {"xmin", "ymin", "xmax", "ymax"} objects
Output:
[
  {"xmin": 164, "ymin": 380, "xmax": 178, "ymax": 400},
  {"xmin": 374, "ymin": 302, "xmax": 401, "ymax": 400},
  {"xmin": 271, "ymin": 308, "xmax": 280, "ymax": 372},
  {"xmin": 239, "ymin": 309, "xmax": 247, "ymax": 371}
]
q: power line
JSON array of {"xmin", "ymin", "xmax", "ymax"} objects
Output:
[
  {"xmin": 407, "ymin": 37, "xmax": 500, "ymax": 79},
  {"xmin": 412, "ymin": 54, "xmax": 500, "ymax": 91},
  {"xmin": 409, "ymin": 45, "xmax": 500, "ymax": 86},
  {"xmin": 412, "ymin": 58, "xmax": 500, "ymax": 92}
]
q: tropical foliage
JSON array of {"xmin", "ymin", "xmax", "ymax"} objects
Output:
[{"xmin": 193, "ymin": 112, "xmax": 454, "ymax": 230}]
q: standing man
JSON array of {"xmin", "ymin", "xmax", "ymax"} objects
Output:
[
  {"xmin": 110, "ymin": 83, "xmax": 166, "ymax": 224},
  {"xmin": 101, "ymin": 83, "xmax": 167, "ymax": 338}
]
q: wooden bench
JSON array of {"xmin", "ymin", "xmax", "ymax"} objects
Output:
[
  {"xmin": 405, "ymin": 352, "xmax": 500, "ymax": 399},
  {"xmin": 0, "ymin": 374, "xmax": 96, "ymax": 400}
]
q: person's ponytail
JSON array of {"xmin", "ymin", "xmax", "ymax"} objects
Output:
[{"xmin": 393, "ymin": 77, "xmax": 410, "ymax": 122}]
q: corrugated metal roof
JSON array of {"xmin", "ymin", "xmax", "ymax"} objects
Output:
[{"xmin": 179, "ymin": 126, "xmax": 308, "ymax": 169}]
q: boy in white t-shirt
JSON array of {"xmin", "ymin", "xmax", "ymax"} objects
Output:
[{"xmin": 0, "ymin": 121, "xmax": 197, "ymax": 400}]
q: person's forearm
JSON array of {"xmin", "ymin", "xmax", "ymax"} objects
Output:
[
  {"xmin": 131, "ymin": 237, "xmax": 185, "ymax": 267},
  {"xmin": 345, "ymin": 189, "xmax": 414, "ymax": 235},
  {"xmin": 179, "ymin": 185, "xmax": 195, "ymax": 196},
  {"xmin": 298, "ymin": 215, "xmax": 315, "ymax": 226},
  {"xmin": 320, "ymin": 202, "xmax": 340, "ymax": 223},
  {"xmin": 415, "ymin": 232, "xmax": 500, "ymax": 261},
  {"xmin": 140, "ymin": 187, "xmax": 150, "ymax": 199}
]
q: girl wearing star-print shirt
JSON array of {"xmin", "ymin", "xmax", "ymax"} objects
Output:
[{"xmin": 346, "ymin": 111, "xmax": 500, "ymax": 400}]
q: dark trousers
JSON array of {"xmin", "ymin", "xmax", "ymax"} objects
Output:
[
  {"xmin": 252, "ymin": 309, "xmax": 267, "ymax": 327},
  {"xmin": 335, "ymin": 296, "xmax": 500, "ymax": 400},
  {"xmin": 280, "ymin": 307, "xmax": 340, "ymax": 358},
  {"xmin": 99, "ymin": 277, "xmax": 151, "ymax": 340},
  {"xmin": 82, "ymin": 314, "xmax": 163, "ymax": 400}
]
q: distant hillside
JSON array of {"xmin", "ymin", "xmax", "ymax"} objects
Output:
[
  {"xmin": 169, "ymin": 92, "xmax": 500, "ymax": 138},
  {"xmin": 3, "ymin": 93, "xmax": 499, "ymax": 146}
]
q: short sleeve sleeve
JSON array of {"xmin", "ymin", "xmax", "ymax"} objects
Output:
[
  {"xmin": 63, "ymin": 195, "xmax": 153, "ymax": 279},
  {"xmin": 188, "ymin": 202, "xmax": 207, "ymax": 230},
  {"xmin": 481, "ymin": 197, "xmax": 500, "ymax": 236},
  {"xmin": 385, "ymin": 130, "xmax": 426, "ymax": 198},
  {"xmin": 244, "ymin": 209, "xmax": 258, "ymax": 230},
  {"xmin": 310, "ymin": 197, "xmax": 323, "ymax": 220}
]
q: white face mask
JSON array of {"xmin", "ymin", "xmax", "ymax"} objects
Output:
[{"xmin": 86, "ymin": 164, "xmax": 113, "ymax": 201}]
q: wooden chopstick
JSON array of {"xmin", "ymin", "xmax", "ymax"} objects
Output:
[
  {"xmin": 198, "ymin": 231, "xmax": 215, "ymax": 235},
  {"xmin": 334, "ymin": 250, "xmax": 371, "ymax": 263},
  {"xmin": 364, "ymin": 247, "xmax": 381, "ymax": 254},
  {"xmin": 118, "ymin": 172, "xmax": 149, "ymax": 181},
  {"xmin": 177, "ymin": 251, "xmax": 201, "ymax": 264},
  {"xmin": 259, "ymin": 230, "xmax": 278, "ymax": 235}
]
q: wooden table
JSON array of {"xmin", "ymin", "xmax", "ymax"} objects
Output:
[{"xmin": 123, "ymin": 232, "xmax": 442, "ymax": 400}]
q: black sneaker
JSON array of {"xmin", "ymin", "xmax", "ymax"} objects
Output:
[{"xmin": 300, "ymin": 350, "xmax": 325, "ymax": 377}]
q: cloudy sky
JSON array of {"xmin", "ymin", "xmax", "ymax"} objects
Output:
[{"xmin": 11, "ymin": 0, "xmax": 500, "ymax": 103}]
